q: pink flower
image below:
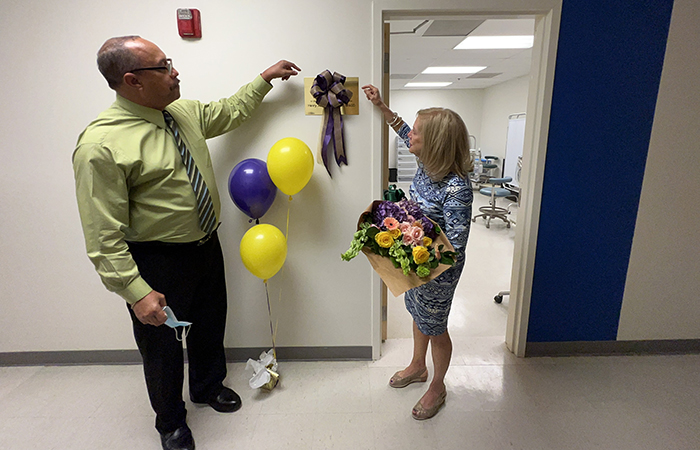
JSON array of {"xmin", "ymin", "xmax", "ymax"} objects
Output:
[
  {"xmin": 383, "ymin": 217, "xmax": 400, "ymax": 230},
  {"xmin": 402, "ymin": 226, "xmax": 424, "ymax": 246},
  {"xmin": 410, "ymin": 226, "xmax": 424, "ymax": 242},
  {"xmin": 399, "ymin": 222, "xmax": 412, "ymax": 234}
]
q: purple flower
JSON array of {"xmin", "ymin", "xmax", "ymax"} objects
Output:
[
  {"xmin": 421, "ymin": 217, "xmax": 436, "ymax": 239},
  {"xmin": 398, "ymin": 199, "xmax": 424, "ymax": 220},
  {"xmin": 373, "ymin": 199, "xmax": 437, "ymax": 238},
  {"xmin": 373, "ymin": 201, "xmax": 407, "ymax": 226}
]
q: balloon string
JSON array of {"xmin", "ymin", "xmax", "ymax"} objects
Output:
[
  {"xmin": 275, "ymin": 253, "xmax": 286, "ymax": 344},
  {"xmin": 281, "ymin": 196, "xmax": 290, "ymax": 344},
  {"xmin": 286, "ymin": 195, "xmax": 292, "ymax": 239},
  {"xmin": 276, "ymin": 279, "xmax": 283, "ymax": 339},
  {"xmin": 264, "ymin": 280, "xmax": 277, "ymax": 360},
  {"xmin": 274, "ymin": 318, "xmax": 279, "ymax": 346}
]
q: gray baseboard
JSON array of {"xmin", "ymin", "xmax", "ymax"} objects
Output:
[
  {"xmin": 0, "ymin": 346, "xmax": 372, "ymax": 367},
  {"xmin": 526, "ymin": 339, "xmax": 700, "ymax": 357},
  {"xmin": 0, "ymin": 350, "xmax": 144, "ymax": 366},
  {"xmin": 228, "ymin": 346, "xmax": 372, "ymax": 361}
]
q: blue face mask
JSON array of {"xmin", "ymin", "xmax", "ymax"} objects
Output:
[{"xmin": 163, "ymin": 306, "xmax": 192, "ymax": 341}]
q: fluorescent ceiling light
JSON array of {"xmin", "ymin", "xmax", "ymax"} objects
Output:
[
  {"xmin": 422, "ymin": 66, "xmax": 486, "ymax": 74},
  {"xmin": 455, "ymin": 35, "xmax": 534, "ymax": 50},
  {"xmin": 405, "ymin": 82, "xmax": 453, "ymax": 88}
]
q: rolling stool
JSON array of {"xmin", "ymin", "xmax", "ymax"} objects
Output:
[
  {"xmin": 472, "ymin": 160, "xmax": 498, "ymax": 190},
  {"xmin": 481, "ymin": 162, "xmax": 498, "ymax": 179},
  {"xmin": 482, "ymin": 155, "xmax": 500, "ymax": 178},
  {"xmin": 472, "ymin": 176, "xmax": 513, "ymax": 228}
]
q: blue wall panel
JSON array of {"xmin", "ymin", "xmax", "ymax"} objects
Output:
[{"xmin": 526, "ymin": 0, "xmax": 674, "ymax": 342}]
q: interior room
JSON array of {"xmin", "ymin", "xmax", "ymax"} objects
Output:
[
  {"xmin": 1, "ymin": 0, "xmax": 699, "ymax": 449},
  {"xmin": 384, "ymin": 17, "xmax": 531, "ymax": 343}
]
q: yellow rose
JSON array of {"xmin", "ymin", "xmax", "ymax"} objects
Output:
[
  {"xmin": 412, "ymin": 246, "xmax": 430, "ymax": 265},
  {"xmin": 375, "ymin": 231, "xmax": 395, "ymax": 248},
  {"xmin": 389, "ymin": 228, "xmax": 402, "ymax": 239},
  {"xmin": 423, "ymin": 237, "xmax": 433, "ymax": 247}
]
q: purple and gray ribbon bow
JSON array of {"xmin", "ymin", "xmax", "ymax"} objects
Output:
[{"xmin": 310, "ymin": 70, "xmax": 352, "ymax": 177}]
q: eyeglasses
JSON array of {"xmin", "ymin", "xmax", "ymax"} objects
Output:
[{"xmin": 129, "ymin": 58, "xmax": 173, "ymax": 75}]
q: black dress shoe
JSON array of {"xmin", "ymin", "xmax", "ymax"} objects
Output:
[
  {"xmin": 160, "ymin": 425, "xmax": 195, "ymax": 450},
  {"xmin": 195, "ymin": 386, "xmax": 242, "ymax": 413}
]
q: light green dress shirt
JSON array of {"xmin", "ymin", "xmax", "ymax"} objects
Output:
[{"xmin": 73, "ymin": 75, "xmax": 272, "ymax": 304}]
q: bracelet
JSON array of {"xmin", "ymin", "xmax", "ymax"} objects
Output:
[{"xmin": 386, "ymin": 112, "xmax": 402, "ymax": 127}]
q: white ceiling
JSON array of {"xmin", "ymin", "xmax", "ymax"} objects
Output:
[{"xmin": 389, "ymin": 18, "xmax": 535, "ymax": 90}]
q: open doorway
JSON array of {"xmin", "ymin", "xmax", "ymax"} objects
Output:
[
  {"xmin": 370, "ymin": 4, "xmax": 562, "ymax": 359},
  {"xmin": 383, "ymin": 16, "xmax": 533, "ymax": 348}
]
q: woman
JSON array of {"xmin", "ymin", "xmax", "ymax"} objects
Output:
[{"xmin": 362, "ymin": 84, "xmax": 473, "ymax": 420}]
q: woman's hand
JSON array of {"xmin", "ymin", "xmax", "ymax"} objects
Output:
[
  {"xmin": 362, "ymin": 84, "xmax": 385, "ymax": 107},
  {"xmin": 362, "ymin": 84, "xmax": 397, "ymax": 123}
]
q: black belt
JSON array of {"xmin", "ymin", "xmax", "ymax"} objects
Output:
[
  {"xmin": 127, "ymin": 229, "xmax": 218, "ymax": 248},
  {"xmin": 195, "ymin": 232, "xmax": 215, "ymax": 246}
]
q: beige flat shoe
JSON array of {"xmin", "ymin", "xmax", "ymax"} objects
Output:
[
  {"xmin": 412, "ymin": 390, "xmax": 446, "ymax": 420},
  {"xmin": 389, "ymin": 368, "xmax": 428, "ymax": 388}
]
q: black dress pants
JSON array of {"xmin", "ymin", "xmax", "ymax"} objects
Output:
[{"xmin": 126, "ymin": 232, "xmax": 228, "ymax": 434}]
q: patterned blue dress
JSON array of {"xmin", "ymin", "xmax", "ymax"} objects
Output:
[{"xmin": 397, "ymin": 123, "xmax": 473, "ymax": 335}]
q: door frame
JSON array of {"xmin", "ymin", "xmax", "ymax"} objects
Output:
[{"xmin": 370, "ymin": 0, "xmax": 563, "ymax": 359}]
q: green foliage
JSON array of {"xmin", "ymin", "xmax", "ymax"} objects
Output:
[
  {"xmin": 340, "ymin": 223, "xmax": 372, "ymax": 261},
  {"xmin": 416, "ymin": 265, "xmax": 431, "ymax": 278},
  {"xmin": 341, "ymin": 212, "xmax": 458, "ymax": 279}
]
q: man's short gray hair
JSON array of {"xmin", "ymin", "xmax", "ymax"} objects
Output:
[{"xmin": 97, "ymin": 36, "xmax": 141, "ymax": 89}]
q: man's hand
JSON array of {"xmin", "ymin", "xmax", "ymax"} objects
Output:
[
  {"xmin": 261, "ymin": 60, "xmax": 301, "ymax": 83},
  {"xmin": 132, "ymin": 290, "xmax": 167, "ymax": 326}
]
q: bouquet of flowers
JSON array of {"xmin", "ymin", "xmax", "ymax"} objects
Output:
[{"xmin": 341, "ymin": 200, "xmax": 457, "ymax": 296}]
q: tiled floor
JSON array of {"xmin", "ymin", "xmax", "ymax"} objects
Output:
[{"xmin": 2, "ymin": 194, "xmax": 699, "ymax": 449}]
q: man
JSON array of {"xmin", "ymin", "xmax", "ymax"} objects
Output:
[{"xmin": 72, "ymin": 36, "xmax": 300, "ymax": 450}]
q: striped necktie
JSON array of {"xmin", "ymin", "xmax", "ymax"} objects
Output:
[{"xmin": 163, "ymin": 110, "xmax": 217, "ymax": 235}]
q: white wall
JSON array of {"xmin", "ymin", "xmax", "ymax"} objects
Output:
[
  {"xmin": 479, "ymin": 76, "xmax": 530, "ymax": 162},
  {"xmin": 389, "ymin": 77, "xmax": 529, "ymax": 175},
  {"xmin": 618, "ymin": 0, "xmax": 700, "ymax": 340},
  {"xmin": 0, "ymin": 0, "xmax": 376, "ymax": 352},
  {"xmin": 388, "ymin": 89, "xmax": 484, "ymax": 169},
  {"xmin": 5, "ymin": 0, "xmax": 696, "ymax": 358}
]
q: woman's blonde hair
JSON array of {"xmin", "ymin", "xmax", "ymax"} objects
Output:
[{"xmin": 415, "ymin": 107, "xmax": 473, "ymax": 181}]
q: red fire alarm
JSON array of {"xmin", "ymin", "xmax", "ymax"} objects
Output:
[{"xmin": 177, "ymin": 8, "xmax": 202, "ymax": 39}]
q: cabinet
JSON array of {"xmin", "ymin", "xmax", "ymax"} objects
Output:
[{"xmin": 396, "ymin": 137, "xmax": 418, "ymax": 183}]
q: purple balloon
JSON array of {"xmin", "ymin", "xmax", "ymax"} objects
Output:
[{"xmin": 228, "ymin": 158, "xmax": 277, "ymax": 220}]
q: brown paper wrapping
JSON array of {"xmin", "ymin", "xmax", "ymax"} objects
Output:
[{"xmin": 358, "ymin": 201, "xmax": 455, "ymax": 297}]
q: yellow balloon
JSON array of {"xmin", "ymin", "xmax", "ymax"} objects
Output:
[
  {"xmin": 240, "ymin": 224, "xmax": 287, "ymax": 280},
  {"xmin": 267, "ymin": 137, "xmax": 314, "ymax": 196}
]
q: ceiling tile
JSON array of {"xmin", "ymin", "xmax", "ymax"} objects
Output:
[{"xmin": 388, "ymin": 17, "xmax": 535, "ymax": 90}]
